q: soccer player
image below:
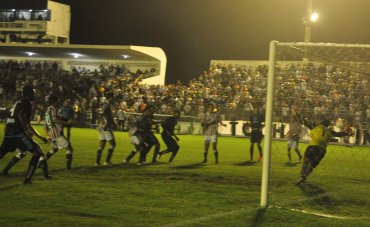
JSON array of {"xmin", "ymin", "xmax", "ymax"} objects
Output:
[
  {"xmin": 59, "ymin": 98, "xmax": 74, "ymax": 141},
  {"xmin": 136, "ymin": 106, "xmax": 160, "ymax": 164},
  {"xmin": 249, "ymin": 107, "xmax": 264, "ymax": 161},
  {"xmin": 295, "ymin": 109, "xmax": 353, "ymax": 185},
  {"xmin": 157, "ymin": 110, "xmax": 181, "ymax": 162},
  {"xmin": 0, "ymin": 85, "xmax": 50, "ymax": 184},
  {"xmin": 201, "ymin": 103, "xmax": 226, "ymax": 164},
  {"xmin": 123, "ymin": 114, "xmax": 148, "ymax": 164},
  {"xmin": 95, "ymin": 92, "xmax": 117, "ymax": 166},
  {"xmin": 43, "ymin": 95, "xmax": 74, "ymax": 170},
  {"xmin": 286, "ymin": 116, "xmax": 302, "ymax": 162}
]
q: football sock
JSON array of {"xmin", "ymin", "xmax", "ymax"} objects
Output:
[
  {"xmin": 24, "ymin": 155, "xmax": 40, "ymax": 182},
  {"xmin": 66, "ymin": 151, "xmax": 73, "ymax": 170},
  {"xmin": 203, "ymin": 151, "xmax": 208, "ymax": 163},
  {"xmin": 169, "ymin": 151, "xmax": 178, "ymax": 162},
  {"xmin": 96, "ymin": 149, "xmax": 102, "ymax": 164},
  {"xmin": 214, "ymin": 150, "xmax": 219, "ymax": 164},
  {"xmin": 250, "ymin": 146, "xmax": 254, "ymax": 160},
  {"xmin": 3, "ymin": 152, "xmax": 26, "ymax": 174},
  {"xmin": 38, "ymin": 156, "xmax": 50, "ymax": 178},
  {"xmin": 106, "ymin": 148, "xmax": 114, "ymax": 163},
  {"xmin": 126, "ymin": 150, "xmax": 137, "ymax": 162}
]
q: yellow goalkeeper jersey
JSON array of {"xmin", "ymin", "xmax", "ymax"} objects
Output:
[{"xmin": 309, "ymin": 125, "xmax": 332, "ymax": 149}]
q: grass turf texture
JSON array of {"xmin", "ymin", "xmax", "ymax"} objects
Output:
[{"xmin": 0, "ymin": 123, "xmax": 369, "ymax": 226}]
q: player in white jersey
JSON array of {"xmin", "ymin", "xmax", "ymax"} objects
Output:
[
  {"xmin": 43, "ymin": 95, "xmax": 74, "ymax": 170},
  {"xmin": 201, "ymin": 103, "xmax": 226, "ymax": 164},
  {"xmin": 123, "ymin": 114, "xmax": 148, "ymax": 164},
  {"xmin": 286, "ymin": 116, "xmax": 302, "ymax": 162}
]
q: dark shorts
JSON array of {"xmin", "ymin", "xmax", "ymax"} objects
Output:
[
  {"xmin": 251, "ymin": 131, "xmax": 263, "ymax": 143},
  {"xmin": 144, "ymin": 132, "xmax": 160, "ymax": 146},
  {"xmin": 304, "ymin": 145, "xmax": 326, "ymax": 168},
  {"xmin": 161, "ymin": 133, "xmax": 179, "ymax": 152},
  {"xmin": 0, "ymin": 133, "xmax": 41, "ymax": 159}
]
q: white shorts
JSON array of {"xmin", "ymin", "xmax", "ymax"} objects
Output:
[
  {"xmin": 52, "ymin": 136, "xmax": 70, "ymax": 150},
  {"xmin": 287, "ymin": 139, "xmax": 298, "ymax": 149},
  {"xmin": 130, "ymin": 135, "xmax": 141, "ymax": 145},
  {"xmin": 204, "ymin": 135, "xmax": 218, "ymax": 143},
  {"xmin": 98, "ymin": 126, "xmax": 115, "ymax": 141}
]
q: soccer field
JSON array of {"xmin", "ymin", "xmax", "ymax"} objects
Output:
[{"xmin": 0, "ymin": 124, "xmax": 369, "ymax": 226}]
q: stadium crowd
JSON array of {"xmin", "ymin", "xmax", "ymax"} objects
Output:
[{"xmin": 0, "ymin": 59, "xmax": 369, "ymax": 128}]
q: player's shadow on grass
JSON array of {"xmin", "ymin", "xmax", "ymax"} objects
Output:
[
  {"xmin": 250, "ymin": 208, "xmax": 266, "ymax": 227},
  {"xmin": 284, "ymin": 162, "xmax": 301, "ymax": 167},
  {"xmin": 234, "ymin": 161, "xmax": 258, "ymax": 166},
  {"xmin": 171, "ymin": 163, "xmax": 204, "ymax": 169},
  {"xmin": 0, "ymin": 182, "xmax": 22, "ymax": 191},
  {"xmin": 299, "ymin": 183, "xmax": 335, "ymax": 207}
]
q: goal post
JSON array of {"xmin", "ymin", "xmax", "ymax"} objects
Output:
[{"xmin": 260, "ymin": 41, "xmax": 370, "ymax": 209}]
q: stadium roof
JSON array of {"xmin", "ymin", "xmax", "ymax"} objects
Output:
[{"xmin": 0, "ymin": 43, "xmax": 160, "ymax": 62}]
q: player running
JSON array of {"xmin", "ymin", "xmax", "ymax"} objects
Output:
[
  {"xmin": 136, "ymin": 106, "xmax": 160, "ymax": 164},
  {"xmin": 43, "ymin": 95, "xmax": 74, "ymax": 170},
  {"xmin": 0, "ymin": 85, "xmax": 50, "ymax": 184},
  {"xmin": 157, "ymin": 110, "xmax": 181, "ymax": 162},
  {"xmin": 123, "ymin": 114, "xmax": 148, "ymax": 164}
]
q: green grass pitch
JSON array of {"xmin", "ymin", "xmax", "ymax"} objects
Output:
[{"xmin": 0, "ymin": 123, "xmax": 369, "ymax": 226}]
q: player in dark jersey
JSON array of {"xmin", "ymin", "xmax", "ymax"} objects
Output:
[
  {"xmin": 249, "ymin": 107, "xmax": 264, "ymax": 161},
  {"xmin": 123, "ymin": 114, "xmax": 148, "ymax": 164},
  {"xmin": 58, "ymin": 98, "xmax": 74, "ymax": 141},
  {"xmin": 0, "ymin": 85, "xmax": 50, "ymax": 184},
  {"xmin": 95, "ymin": 92, "xmax": 117, "ymax": 166},
  {"xmin": 295, "ymin": 109, "xmax": 353, "ymax": 185},
  {"xmin": 157, "ymin": 110, "xmax": 181, "ymax": 162},
  {"xmin": 135, "ymin": 106, "xmax": 160, "ymax": 164}
]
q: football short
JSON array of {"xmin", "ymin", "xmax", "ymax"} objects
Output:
[
  {"xmin": 204, "ymin": 134, "xmax": 218, "ymax": 143},
  {"xmin": 0, "ymin": 133, "xmax": 41, "ymax": 158},
  {"xmin": 98, "ymin": 126, "xmax": 115, "ymax": 141},
  {"xmin": 304, "ymin": 145, "xmax": 326, "ymax": 168},
  {"xmin": 130, "ymin": 135, "xmax": 141, "ymax": 145},
  {"xmin": 161, "ymin": 133, "xmax": 179, "ymax": 152},
  {"xmin": 251, "ymin": 131, "xmax": 263, "ymax": 143},
  {"xmin": 52, "ymin": 136, "xmax": 71, "ymax": 150},
  {"xmin": 287, "ymin": 139, "xmax": 299, "ymax": 149}
]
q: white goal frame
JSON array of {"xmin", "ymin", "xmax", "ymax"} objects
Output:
[{"xmin": 260, "ymin": 41, "xmax": 370, "ymax": 208}]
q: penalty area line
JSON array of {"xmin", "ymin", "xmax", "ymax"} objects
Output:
[
  {"xmin": 271, "ymin": 205, "xmax": 370, "ymax": 221},
  {"xmin": 162, "ymin": 208, "xmax": 249, "ymax": 227}
]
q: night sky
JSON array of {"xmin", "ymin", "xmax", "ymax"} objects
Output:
[{"xmin": 1, "ymin": 0, "xmax": 370, "ymax": 84}]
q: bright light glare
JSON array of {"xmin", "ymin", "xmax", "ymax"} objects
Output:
[
  {"xmin": 25, "ymin": 52, "xmax": 36, "ymax": 56},
  {"xmin": 70, "ymin": 53, "xmax": 83, "ymax": 58},
  {"xmin": 310, "ymin": 12, "xmax": 319, "ymax": 22},
  {"xmin": 122, "ymin": 55, "xmax": 129, "ymax": 59}
]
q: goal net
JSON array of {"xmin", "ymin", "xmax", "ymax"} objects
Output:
[{"xmin": 261, "ymin": 41, "xmax": 370, "ymax": 219}]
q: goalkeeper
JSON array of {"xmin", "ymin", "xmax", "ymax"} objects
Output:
[{"xmin": 294, "ymin": 109, "xmax": 353, "ymax": 185}]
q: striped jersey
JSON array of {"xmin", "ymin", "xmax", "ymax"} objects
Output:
[
  {"xmin": 202, "ymin": 112, "xmax": 220, "ymax": 136},
  {"xmin": 45, "ymin": 105, "xmax": 63, "ymax": 139}
]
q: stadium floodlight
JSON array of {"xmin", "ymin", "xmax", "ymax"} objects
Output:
[
  {"xmin": 122, "ymin": 55, "xmax": 130, "ymax": 59},
  {"xmin": 25, "ymin": 52, "xmax": 36, "ymax": 56},
  {"xmin": 70, "ymin": 53, "xmax": 83, "ymax": 58},
  {"xmin": 310, "ymin": 12, "xmax": 319, "ymax": 22}
]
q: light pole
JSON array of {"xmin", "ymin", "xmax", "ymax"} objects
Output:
[
  {"xmin": 304, "ymin": 0, "xmax": 313, "ymax": 42},
  {"xmin": 303, "ymin": 0, "xmax": 318, "ymax": 42}
]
